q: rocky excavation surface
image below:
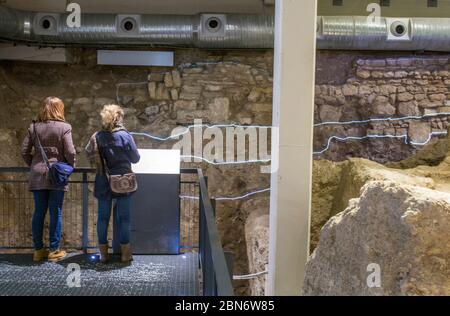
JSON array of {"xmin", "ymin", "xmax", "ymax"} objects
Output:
[
  {"xmin": 244, "ymin": 208, "xmax": 269, "ymax": 296},
  {"xmin": 305, "ymin": 143, "xmax": 450, "ymax": 296},
  {"xmin": 304, "ymin": 180, "xmax": 450, "ymax": 296},
  {"xmin": 311, "ymin": 157, "xmax": 434, "ymax": 251},
  {"xmin": 245, "ymin": 137, "xmax": 450, "ymax": 295}
]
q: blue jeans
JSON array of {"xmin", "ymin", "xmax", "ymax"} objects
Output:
[
  {"xmin": 32, "ymin": 190, "xmax": 65, "ymax": 251},
  {"xmin": 97, "ymin": 195, "xmax": 131, "ymax": 245}
]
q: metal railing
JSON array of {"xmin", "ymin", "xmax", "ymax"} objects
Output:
[
  {"xmin": 182, "ymin": 168, "xmax": 234, "ymax": 296},
  {"xmin": 0, "ymin": 167, "xmax": 199, "ymax": 251},
  {"xmin": 0, "ymin": 167, "xmax": 94, "ymax": 250},
  {"xmin": 180, "ymin": 171, "xmax": 200, "ymax": 252},
  {"xmin": 0, "ymin": 166, "xmax": 234, "ymax": 296}
]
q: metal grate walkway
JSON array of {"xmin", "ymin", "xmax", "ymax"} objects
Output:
[{"xmin": 0, "ymin": 253, "xmax": 199, "ymax": 296}]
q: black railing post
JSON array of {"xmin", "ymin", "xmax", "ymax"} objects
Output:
[
  {"xmin": 197, "ymin": 169, "xmax": 234, "ymax": 296},
  {"xmin": 199, "ymin": 188, "xmax": 205, "ymax": 269},
  {"xmin": 224, "ymin": 251, "xmax": 235, "ymax": 282},
  {"xmin": 205, "ymin": 231, "xmax": 217, "ymax": 296},
  {"xmin": 210, "ymin": 198, "xmax": 217, "ymax": 296},
  {"xmin": 202, "ymin": 175, "xmax": 215, "ymax": 296},
  {"xmin": 81, "ymin": 172, "xmax": 89, "ymax": 253}
]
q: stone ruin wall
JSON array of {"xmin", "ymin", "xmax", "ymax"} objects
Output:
[
  {"xmin": 310, "ymin": 51, "xmax": 450, "ymax": 255},
  {"xmin": 1, "ymin": 48, "xmax": 450, "ymax": 295},
  {"xmin": 314, "ymin": 51, "xmax": 450, "ymax": 164}
]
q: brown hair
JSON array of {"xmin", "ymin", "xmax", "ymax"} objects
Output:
[{"xmin": 38, "ymin": 97, "xmax": 65, "ymax": 122}]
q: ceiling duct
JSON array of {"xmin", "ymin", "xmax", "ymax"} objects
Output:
[
  {"xmin": 0, "ymin": 5, "xmax": 274, "ymax": 49},
  {"xmin": 2, "ymin": 5, "xmax": 450, "ymax": 52},
  {"xmin": 316, "ymin": 16, "xmax": 450, "ymax": 52}
]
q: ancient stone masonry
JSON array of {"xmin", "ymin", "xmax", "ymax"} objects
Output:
[{"xmin": 314, "ymin": 55, "xmax": 450, "ymax": 163}]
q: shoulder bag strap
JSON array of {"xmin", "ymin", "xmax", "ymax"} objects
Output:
[
  {"xmin": 96, "ymin": 133, "xmax": 110, "ymax": 176},
  {"xmin": 33, "ymin": 121, "xmax": 51, "ymax": 169}
]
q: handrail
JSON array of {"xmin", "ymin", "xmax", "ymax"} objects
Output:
[
  {"xmin": 0, "ymin": 167, "xmax": 95, "ymax": 173},
  {"xmin": 197, "ymin": 168, "xmax": 234, "ymax": 296},
  {"xmin": 0, "ymin": 167, "xmax": 201, "ymax": 174},
  {"xmin": 0, "ymin": 167, "xmax": 199, "ymax": 174}
]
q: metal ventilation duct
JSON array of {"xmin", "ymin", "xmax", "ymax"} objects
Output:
[
  {"xmin": 317, "ymin": 16, "xmax": 450, "ymax": 52},
  {"xmin": 0, "ymin": 6, "xmax": 274, "ymax": 49},
  {"xmin": 2, "ymin": 5, "xmax": 450, "ymax": 52}
]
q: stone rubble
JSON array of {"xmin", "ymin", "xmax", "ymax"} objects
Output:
[{"xmin": 303, "ymin": 180, "xmax": 450, "ymax": 296}]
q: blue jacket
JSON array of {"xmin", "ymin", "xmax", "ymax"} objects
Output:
[{"xmin": 86, "ymin": 130, "xmax": 140, "ymax": 198}]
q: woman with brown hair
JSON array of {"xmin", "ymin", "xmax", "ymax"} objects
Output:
[{"xmin": 21, "ymin": 97, "xmax": 76, "ymax": 262}]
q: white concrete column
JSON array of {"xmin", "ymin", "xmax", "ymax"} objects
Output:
[{"xmin": 267, "ymin": 0, "xmax": 317, "ymax": 296}]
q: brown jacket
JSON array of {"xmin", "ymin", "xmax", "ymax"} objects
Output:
[{"xmin": 21, "ymin": 120, "xmax": 76, "ymax": 191}]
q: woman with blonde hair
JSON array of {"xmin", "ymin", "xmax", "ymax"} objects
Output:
[
  {"xmin": 21, "ymin": 97, "xmax": 76, "ymax": 262},
  {"xmin": 85, "ymin": 104, "xmax": 140, "ymax": 263}
]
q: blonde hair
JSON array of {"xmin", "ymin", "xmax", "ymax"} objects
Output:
[
  {"xmin": 38, "ymin": 97, "xmax": 65, "ymax": 122},
  {"xmin": 100, "ymin": 104, "xmax": 124, "ymax": 131}
]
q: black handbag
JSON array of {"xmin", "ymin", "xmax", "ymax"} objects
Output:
[{"xmin": 33, "ymin": 122, "xmax": 74, "ymax": 187}]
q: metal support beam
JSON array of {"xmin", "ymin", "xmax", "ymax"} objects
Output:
[
  {"xmin": 267, "ymin": 0, "xmax": 317, "ymax": 296},
  {"xmin": 81, "ymin": 172, "xmax": 89, "ymax": 253}
]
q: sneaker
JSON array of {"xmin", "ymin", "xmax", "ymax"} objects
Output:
[
  {"xmin": 48, "ymin": 250, "xmax": 67, "ymax": 262},
  {"xmin": 33, "ymin": 249, "xmax": 49, "ymax": 262}
]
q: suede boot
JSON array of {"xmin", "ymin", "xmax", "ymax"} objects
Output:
[
  {"xmin": 120, "ymin": 244, "xmax": 133, "ymax": 263},
  {"xmin": 99, "ymin": 244, "xmax": 109, "ymax": 263},
  {"xmin": 48, "ymin": 249, "xmax": 67, "ymax": 262},
  {"xmin": 33, "ymin": 249, "xmax": 49, "ymax": 262}
]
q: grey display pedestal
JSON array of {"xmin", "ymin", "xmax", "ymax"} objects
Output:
[{"xmin": 112, "ymin": 149, "xmax": 181, "ymax": 255}]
